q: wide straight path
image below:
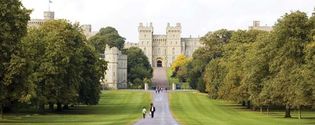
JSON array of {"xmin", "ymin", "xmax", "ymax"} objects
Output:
[
  {"xmin": 152, "ymin": 67, "xmax": 169, "ymax": 89},
  {"xmin": 134, "ymin": 92, "xmax": 178, "ymax": 125},
  {"xmin": 134, "ymin": 67, "xmax": 178, "ymax": 125}
]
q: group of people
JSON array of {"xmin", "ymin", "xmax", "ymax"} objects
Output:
[
  {"xmin": 142, "ymin": 103, "xmax": 156, "ymax": 118},
  {"xmin": 155, "ymin": 87, "xmax": 167, "ymax": 93}
]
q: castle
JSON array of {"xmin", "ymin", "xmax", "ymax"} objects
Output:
[
  {"xmin": 125, "ymin": 23, "xmax": 202, "ymax": 67},
  {"xmin": 248, "ymin": 21, "xmax": 272, "ymax": 31},
  {"xmin": 27, "ymin": 10, "xmax": 96, "ymax": 38},
  {"xmin": 101, "ymin": 46, "xmax": 128, "ymax": 89}
]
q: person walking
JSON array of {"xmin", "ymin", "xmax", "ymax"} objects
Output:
[
  {"xmin": 142, "ymin": 107, "xmax": 147, "ymax": 118},
  {"xmin": 150, "ymin": 103, "xmax": 156, "ymax": 118}
]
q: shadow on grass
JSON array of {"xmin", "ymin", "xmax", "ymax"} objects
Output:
[{"xmin": 213, "ymin": 100, "xmax": 315, "ymax": 120}]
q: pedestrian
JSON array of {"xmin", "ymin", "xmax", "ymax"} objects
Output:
[
  {"xmin": 150, "ymin": 103, "xmax": 156, "ymax": 118},
  {"xmin": 142, "ymin": 106, "xmax": 147, "ymax": 118}
]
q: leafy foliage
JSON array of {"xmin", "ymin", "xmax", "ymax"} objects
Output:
[
  {"xmin": 123, "ymin": 47, "xmax": 152, "ymax": 88},
  {"xmin": 88, "ymin": 27, "xmax": 125, "ymax": 53},
  {"xmin": 0, "ymin": 0, "xmax": 31, "ymax": 116}
]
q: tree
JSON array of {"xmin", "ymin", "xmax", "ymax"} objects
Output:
[
  {"xmin": 21, "ymin": 20, "xmax": 101, "ymax": 112},
  {"xmin": 187, "ymin": 29, "xmax": 233, "ymax": 92},
  {"xmin": 170, "ymin": 54, "xmax": 190, "ymax": 78},
  {"xmin": 89, "ymin": 27, "xmax": 125, "ymax": 53},
  {"xmin": 242, "ymin": 32, "xmax": 273, "ymax": 110},
  {"xmin": 176, "ymin": 59, "xmax": 191, "ymax": 83},
  {"xmin": 123, "ymin": 47, "xmax": 152, "ymax": 88},
  {"xmin": 204, "ymin": 58, "xmax": 226, "ymax": 99},
  {"xmin": 78, "ymin": 45, "xmax": 107, "ymax": 105},
  {"xmin": 219, "ymin": 30, "xmax": 267, "ymax": 106},
  {"xmin": 0, "ymin": 0, "xmax": 31, "ymax": 118},
  {"xmin": 263, "ymin": 11, "xmax": 311, "ymax": 118}
]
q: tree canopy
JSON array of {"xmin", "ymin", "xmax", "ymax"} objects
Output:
[
  {"xmin": 123, "ymin": 47, "xmax": 153, "ymax": 88},
  {"xmin": 173, "ymin": 11, "xmax": 315, "ymax": 118},
  {"xmin": 0, "ymin": 0, "xmax": 31, "ymax": 117},
  {"xmin": 88, "ymin": 27, "xmax": 125, "ymax": 53}
]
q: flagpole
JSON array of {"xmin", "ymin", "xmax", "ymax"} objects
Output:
[{"xmin": 48, "ymin": 0, "xmax": 50, "ymax": 11}]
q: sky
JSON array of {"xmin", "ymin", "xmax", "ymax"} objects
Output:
[{"xmin": 21, "ymin": 0, "xmax": 315, "ymax": 42}]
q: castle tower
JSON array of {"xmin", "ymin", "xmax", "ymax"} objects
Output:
[
  {"xmin": 138, "ymin": 22, "xmax": 154, "ymax": 66},
  {"xmin": 104, "ymin": 46, "xmax": 119, "ymax": 89},
  {"xmin": 44, "ymin": 0, "xmax": 54, "ymax": 20},
  {"xmin": 44, "ymin": 11, "xmax": 54, "ymax": 20},
  {"xmin": 253, "ymin": 20, "xmax": 260, "ymax": 27},
  {"xmin": 166, "ymin": 23, "xmax": 182, "ymax": 67}
]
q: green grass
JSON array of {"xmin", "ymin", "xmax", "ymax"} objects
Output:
[
  {"xmin": 0, "ymin": 90, "xmax": 151, "ymax": 125},
  {"xmin": 169, "ymin": 91, "xmax": 315, "ymax": 125}
]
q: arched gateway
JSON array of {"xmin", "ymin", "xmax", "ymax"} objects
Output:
[{"xmin": 157, "ymin": 60, "xmax": 162, "ymax": 67}]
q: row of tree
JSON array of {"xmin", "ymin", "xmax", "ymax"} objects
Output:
[
  {"xmin": 174, "ymin": 11, "xmax": 315, "ymax": 118},
  {"xmin": 0, "ymin": 0, "xmax": 106, "ymax": 116}
]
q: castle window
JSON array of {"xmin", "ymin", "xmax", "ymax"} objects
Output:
[{"xmin": 172, "ymin": 48, "xmax": 175, "ymax": 55}]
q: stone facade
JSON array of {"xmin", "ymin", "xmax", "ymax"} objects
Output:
[
  {"xmin": 248, "ymin": 21, "xmax": 272, "ymax": 31},
  {"xmin": 125, "ymin": 23, "xmax": 202, "ymax": 67},
  {"xmin": 101, "ymin": 46, "xmax": 127, "ymax": 89}
]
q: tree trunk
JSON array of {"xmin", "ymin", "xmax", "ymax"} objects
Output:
[
  {"xmin": 49, "ymin": 103, "xmax": 54, "ymax": 112},
  {"xmin": 284, "ymin": 104, "xmax": 291, "ymax": 118},
  {"xmin": 242, "ymin": 101, "xmax": 246, "ymax": 106},
  {"xmin": 63, "ymin": 104, "xmax": 69, "ymax": 110},
  {"xmin": 38, "ymin": 102, "xmax": 45, "ymax": 113},
  {"xmin": 298, "ymin": 105, "xmax": 302, "ymax": 119},
  {"xmin": 1, "ymin": 104, "xmax": 3, "ymax": 119},
  {"xmin": 56, "ymin": 102, "xmax": 62, "ymax": 112},
  {"xmin": 267, "ymin": 105, "xmax": 269, "ymax": 116},
  {"xmin": 246, "ymin": 100, "xmax": 251, "ymax": 109},
  {"xmin": 260, "ymin": 106, "xmax": 263, "ymax": 113}
]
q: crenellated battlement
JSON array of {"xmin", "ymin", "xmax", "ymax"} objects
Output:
[{"xmin": 138, "ymin": 22, "xmax": 154, "ymax": 32}]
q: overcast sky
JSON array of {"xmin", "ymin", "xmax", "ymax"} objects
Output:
[{"xmin": 21, "ymin": 0, "xmax": 315, "ymax": 42}]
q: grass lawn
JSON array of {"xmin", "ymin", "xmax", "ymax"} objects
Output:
[
  {"xmin": 0, "ymin": 90, "xmax": 151, "ymax": 125},
  {"xmin": 169, "ymin": 91, "xmax": 315, "ymax": 125}
]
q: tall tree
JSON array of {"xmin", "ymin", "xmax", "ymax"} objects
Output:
[
  {"xmin": 123, "ymin": 47, "xmax": 152, "ymax": 88},
  {"xmin": 89, "ymin": 27, "xmax": 125, "ymax": 53},
  {"xmin": 22, "ymin": 20, "xmax": 97, "ymax": 112},
  {"xmin": 0, "ymin": 0, "xmax": 31, "ymax": 118},
  {"xmin": 188, "ymin": 29, "xmax": 233, "ymax": 92},
  {"xmin": 78, "ymin": 45, "xmax": 107, "ymax": 105},
  {"xmin": 219, "ymin": 30, "xmax": 266, "ymax": 105},
  {"xmin": 263, "ymin": 11, "xmax": 311, "ymax": 118}
]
